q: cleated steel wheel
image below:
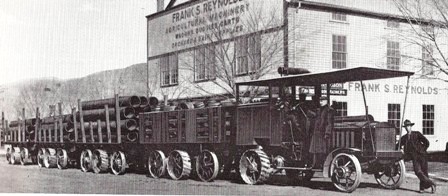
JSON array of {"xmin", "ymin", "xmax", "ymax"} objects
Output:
[
  {"xmin": 56, "ymin": 149, "xmax": 68, "ymax": 169},
  {"xmin": 147, "ymin": 150, "xmax": 167, "ymax": 178},
  {"xmin": 80, "ymin": 149, "xmax": 94, "ymax": 172},
  {"xmin": 6, "ymin": 147, "xmax": 11, "ymax": 164},
  {"xmin": 110, "ymin": 151, "xmax": 126, "ymax": 175},
  {"xmin": 196, "ymin": 150, "xmax": 219, "ymax": 182},
  {"xmin": 10, "ymin": 147, "xmax": 21, "ymax": 165},
  {"xmin": 92, "ymin": 149, "xmax": 109, "ymax": 174},
  {"xmin": 167, "ymin": 150, "xmax": 191, "ymax": 180},
  {"xmin": 20, "ymin": 147, "xmax": 30, "ymax": 165},
  {"xmin": 286, "ymin": 170, "xmax": 315, "ymax": 184},
  {"xmin": 239, "ymin": 149, "xmax": 271, "ymax": 185},
  {"xmin": 330, "ymin": 153, "xmax": 362, "ymax": 193},
  {"xmin": 37, "ymin": 148, "xmax": 46, "ymax": 168},
  {"xmin": 374, "ymin": 160, "xmax": 405, "ymax": 189},
  {"xmin": 44, "ymin": 148, "xmax": 57, "ymax": 168}
]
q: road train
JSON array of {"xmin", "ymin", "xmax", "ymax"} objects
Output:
[{"xmin": 2, "ymin": 67, "xmax": 413, "ymax": 193}]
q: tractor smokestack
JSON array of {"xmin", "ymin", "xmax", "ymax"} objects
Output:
[
  {"xmin": 157, "ymin": 0, "xmax": 165, "ymax": 12},
  {"xmin": 278, "ymin": 67, "xmax": 310, "ymax": 76}
]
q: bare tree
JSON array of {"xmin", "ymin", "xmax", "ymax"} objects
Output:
[
  {"xmin": 14, "ymin": 79, "xmax": 62, "ymax": 118},
  {"xmin": 176, "ymin": 2, "xmax": 285, "ymax": 100},
  {"xmin": 59, "ymin": 79, "xmax": 87, "ymax": 113},
  {"xmin": 393, "ymin": 0, "xmax": 448, "ymax": 81}
]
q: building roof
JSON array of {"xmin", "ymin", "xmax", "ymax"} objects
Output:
[{"xmin": 236, "ymin": 67, "xmax": 414, "ymax": 87}]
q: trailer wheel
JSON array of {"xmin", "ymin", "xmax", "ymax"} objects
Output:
[
  {"xmin": 92, "ymin": 149, "xmax": 109, "ymax": 173},
  {"xmin": 239, "ymin": 149, "xmax": 271, "ymax": 185},
  {"xmin": 6, "ymin": 147, "xmax": 11, "ymax": 164},
  {"xmin": 196, "ymin": 150, "xmax": 219, "ymax": 182},
  {"xmin": 330, "ymin": 153, "xmax": 362, "ymax": 193},
  {"xmin": 167, "ymin": 150, "xmax": 191, "ymax": 180},
  {"xmin": 20, "ymin": 147, "xmax": 30, "ymax": 165},
  {"xmin": 10, "ymin": 147, "xmax": 21, "ymax": 165},
  {"xmin": 110, "ymin": 151, "xmax": 126, "ymax": 175},
  {"xmin": 374, "ymin": 160, "xmax": 405, "ymax": 189},
  {"xmin": 80, "ymin": 149, "xmax": 94, "ymax": 172},
  {"xmin": 37, "ymin": 148, "xmax": 46, "ymax": 168},
  {"xmin": 147, "ymin": 150, "xmax": 166, "ymax": 178},
  {"xmin": 44, "ymin": 148, "xmax": 57, "ymax": 168},
  {"xmin": 56, "ymin": 149, "xmax": 68, "ymax": 169}
]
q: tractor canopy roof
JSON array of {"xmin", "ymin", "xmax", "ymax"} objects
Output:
[{"xmin": 236, "ymin": 67, "xmax": 414, "ymax": 87}]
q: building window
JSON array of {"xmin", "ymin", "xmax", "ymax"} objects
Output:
[
  {"xmin": 332, "ymin": 35, "xmax": 347, "ymax": 69},
  {"xmin": 235, "ymin": 34, "xmax": 261, "ymax": 75},
  {"xmin": 387, "ymin": 20, "xmax": 400, "ymax": 28},
  {"xmin": 332, "ymin": 12, "xmax": 347, "ymax": 21},
  {"xmin": 160, "ymin": 54, "xmax": 178, "ymax": 87},
  {"xmin": 421, "ymin": 25, "xmax": 435, "ymax": 36},
  {"xmin": 422, "ymin": 105, "xmax": 434, "ymax": 135},
  {"xmin": 195, "ymin": 45, "xmax": 216, "ymax": 81},
  {"xmin": 388, "ymin": 104, "xmax": 401, "ymax": 128},
  {"xmin": 333, "ymin": 101, "xmax": 347, "ymax": 117},
  {"xmin": 422, "ymin": 46, "xmax": 434, "ymax": 76},
  {"xmin": 387, "ymin": 41, "xmax": 400, "ymax": 70}
]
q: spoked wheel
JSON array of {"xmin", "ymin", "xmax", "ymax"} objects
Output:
[
  {"xmin": 10, "ymin": 147, "xmax": 21, "ymax": 165},
  {"xmin": 80, "ymin": 149, "xmax": 94, "ymax": 172},
  {"xmin": 374, "ymin": 160, "xmax": 405, "ymax": 189},
  {"xmin": 330, "ymin": 153, "xmax": 362, "ymax": 193},
  {"xmin": 196, "ymin": 150, "xmax": 219, "ymax": 182},
  {"xmin": 110, "ymin": 151, "xmax": 126, "ymax": 175},
  {"xmin": 239, "ymin": 149, "xmax": 271, "ymax": 185},
  {"xmin": 37, "ymin": 148, "xmax": 46, "ymax": 168},
  {"xmin": 6, "ymin": 147, "xmax": 11, "ymax": 164},
  {"xmin": 147, "ymin": 150, "xmax": 166, "ymax": 178},
  {"xmin": 20, "ymin": 147, "xmax": 30, "ymax": 165},
  {"xmin": 44, "ymin": 148, "xmax": 57, "ymax": 168},
  {"xmin": 167, "ymin": 150, "xmax": 191, "ymax": 180},
  {"xmin": 92, "ymin": 149, "xmax": 109, "ymax": 174},
  {"xmin": 56, "ymin": 149, "xmax": 68, "ymax": 169},
  {"xmin": 286, "ymin": 170, "xmax": 315, "ymax": 184}
]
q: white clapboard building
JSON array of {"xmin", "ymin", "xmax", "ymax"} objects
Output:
[{"xmin": 147, "ymin": 0, "xmax": 448, "ymax": 151}]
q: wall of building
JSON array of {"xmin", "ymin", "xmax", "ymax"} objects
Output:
[
  {"xmin": 289, "ymin": 4, "xmax": 448, "ymax": 151},
  {"xmin": 147, "ymin": 30, "xmax": 285, "ymax": 99},
  {"xmin": 147, "ymin": 0, "xmax": 448, "ymax": 151},
  {"xmin": 147, "ymin": 0, "xmax": 285, "ymax": 99}
]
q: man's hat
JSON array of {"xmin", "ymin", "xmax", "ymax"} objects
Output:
[
  {"xmin": 402, "ymin": 119, "xmax": 415, "ymax": 127},
  {"xmin": 320, "ymin": 96, "xmax": 328, "ymax": 101}
]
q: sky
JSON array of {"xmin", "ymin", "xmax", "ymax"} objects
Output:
[{"xmin": 0, "ymin": 0, "xmax": 162, "ymax": 85}]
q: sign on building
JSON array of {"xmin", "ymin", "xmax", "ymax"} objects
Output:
[{"xmin": 147, "ymin": 0, "xmax": 284, "ymax": 57}]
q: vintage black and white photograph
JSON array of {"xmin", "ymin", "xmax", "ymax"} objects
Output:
[{"xmin": 0, "ymin": 0, "xmax": 447, "ymax": 195}]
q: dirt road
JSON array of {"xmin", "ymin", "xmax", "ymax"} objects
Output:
[{"xmin": 0, "ymin": 158, "xmax": 445, "ymax": 195}]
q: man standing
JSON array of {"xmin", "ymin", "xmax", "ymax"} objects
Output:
[
  {"xmin": 400, "ymin": 119, "xmax": 436, "ymax": 193},
  {"xmin": 309, "ymin": 96, "xmax": 334, "ymax": 168}
]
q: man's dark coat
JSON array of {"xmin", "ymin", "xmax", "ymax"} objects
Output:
[
  {"xmin": 309, "ymin": 105, "xmax": 335, "ymax": 153},
  {"xmin": 400, "ymin": 131, "xmax": 429, "ymax": 161}
]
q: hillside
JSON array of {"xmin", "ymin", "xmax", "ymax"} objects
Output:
[{"xmin": 0, "ymin": 63, "xmax": 147, "ymax": 120}]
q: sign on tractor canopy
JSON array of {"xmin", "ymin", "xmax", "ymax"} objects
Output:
[{"xmin": 297, "ymin": 86, "xmax": 348, "ymax": 96}]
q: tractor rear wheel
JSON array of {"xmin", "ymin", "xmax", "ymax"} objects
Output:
[{"xmin": 330, "ymin": 153, "xmax": 362, "ymax": 193}]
